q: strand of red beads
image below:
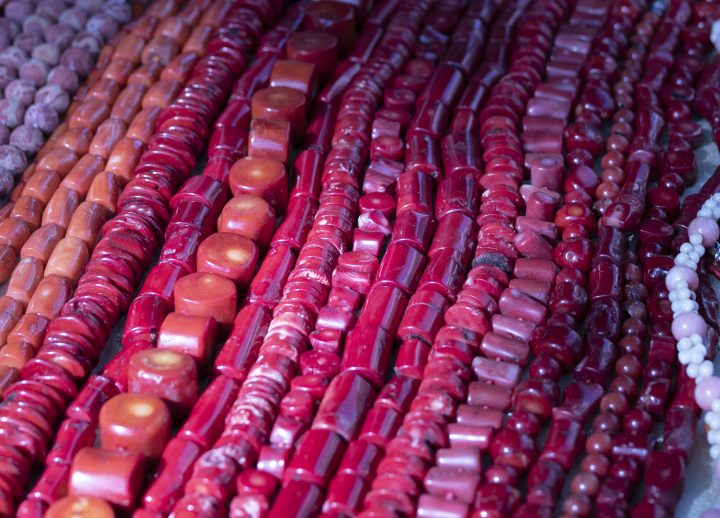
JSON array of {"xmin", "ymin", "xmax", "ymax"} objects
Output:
[{"xmin": 0, "ymin": 0, "xmax": 287, "ymax": 516}]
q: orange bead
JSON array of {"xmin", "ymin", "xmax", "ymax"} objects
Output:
[
  {"xmin": 44, "ymin": 236, "xmax": 89, "ymax": 284},
  {"xmin": 37, "ymin": 147, "xmax": 79, "ymax": 178},
  {"xmin": 111, "ymin": 83, "xmax": 147, "ymax": 123},
  {"xmin": 54, "ymin": 126, "xmax": 94, "ymax": 156},
  {"xmin": 11, "ymin": 196, "xmax": 43, "ymax": 231},
  {"xmin": 217, "ymin": 194, "xmax": 275, "ymax": 252},
  {"xmin": 60, "ymin": 155, "xmax": 106, "ymax": 197},
  {"xmin": 22, "ymin": 170, "xmax": 60, "ymax": 206},
  {"xmin": 26, "ymin": 274, "xmax": 73, "ymax": 319},
  {"xmin": 142, "ymin": 79, "xmax": 182, "ymax": 109},
  {"xmin": 42, "ymin": 187, "xmax": 80, "ymax": 230},
  {"xmin": 0, "ymin": 245, "xmax": 15, "ymax": 285},
  {"xmin": 46, "ymin": 495, "xmax": 115, "ymax": 518},
  {"xmin": 248, "ymin": 118, "xmax": 292, "ymax": 163},
  {"xmin": 7, "ymin": 313, "xmax": 48, "ymax": 350},
  {"xmin": 0, "ymin": 217, "xmax": 31, "ymax": 253},
  {"xmin": 197, "ymin": 232, "xmax": 258, "ymax": 291},
  {"xmin": 141, "ymin": 35, "xmax": 180, "ymax": 66},
  {"xmin": 68, "ymin": 99, "xmax": 111, "ymax": 131},
  {"xmin": 126, "ymin": 106, "xmax": 161, "ymax": 144},
  {"xmin": 229, "ymin": 156, "xmax": 288, "ymax": 212},
  {"xmin": 174, "ymin": 272, "xmax": 237, "ymax": 328},
  {"xmin": 155, "ymin": 16, "xmax": 189, "ymax": 44},
  {"xmin": 86, "ymin": 78, "xmax": 121, "ymax": 105},
  {"xmin": 21, "ymin": 224, "xmax": 64, "ymax": 264},
  {"xmin": 157, "ymin": 312, "xmax": 218, "ymax": 371},
  {"xmin": 160, "ymin": 52, "xmax": 200, "ymax": 83},
  {"xmin": 270, "ymin": 59, "xmax": 317, "ymax": 97},
  {"xmin": 86, "ymin": 172, "xmax": 121, "ymax": 216},
  {"xmin": 89, "ymin": 119, "xmax": 127, "ymax": 160},
  {"xmin": 103, "ymin": 59, "xmax": 135, "ymax": 86},
  {"xmin": 105, "ymin": 138, "xmax": 145, "ymax": 185},
  {"xmin": 99, "ymin": 393, "xmax": 171, "ymax": 462},
  {"xmin": 6, "ymin": 257, "xmax": 44, "ymax": 308},
  {"xmin": 0, "ymin": 296, "xmax": 22, "ymax": 344},
  {"xmin": 182, "ymin": 24, "xmax": 213, "ymax": 56},
  {"xmin": 112, "ymin": 33, "xmax": 147, "ymax": 66},
  {"xmin": 0, "ymin": 342, "xmax": 35, "ymax": 369},
  {"xmin": 66, "ymin": 201, "xmax": 106, "ymax": 250},
  {"xmin": 127, "ymin": 62, "xmax": 164, "ymax": 88}
]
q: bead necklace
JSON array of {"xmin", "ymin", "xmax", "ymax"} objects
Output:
[{"xmin": 671, "ymin": 198, "xmax": 720, "ymax": 484}]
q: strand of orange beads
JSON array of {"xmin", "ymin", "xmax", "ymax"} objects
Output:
[
  {"xmin": 0, "ymin": 0, "xmax": 279, "ymax": 516},
  {"xmin": 0, "ymin": 0, "xmax": 216, "ymax": 403}
]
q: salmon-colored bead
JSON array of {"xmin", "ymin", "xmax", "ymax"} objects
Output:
[
  {"xmin": 127, "ymin": 348, "xmax": 199, "ymax": 422},
  {"xmin": 10, "ymin": 181, "xmax": 26, "ymax": 203},
  {"xmin": 60, "ymin": 155, "xmax": 106, "ymax": 197},
  {"xmin": 54, "ymin": 126, "xmax": 94, "ymax": 156},
  {"xmin": 0, "ymin": 365, "xmax": 20, "ymax": 396},
  {"xmin": 182, "ymin": 24, "xmax": 213, "ymax": 55},
  {"xmin": 229, "ymin": 156, "xmax": 289, "ymax": 212},
  {"xmin": 126, "ymin": 107, "xmax": 161, "ymax": 144},
  {"xmin": 0, "ymin": 245, "xmax": 15, "ymax": 284},
  {"xmin": 112, "ymin": 34, "xmax": 147, "ymax": 66},
  {"xmin": 25, "ymin": 274, "xmax": 73, "ymax": 319},
  {"xmin": 86, "ymin": 172, "xmax": 121, "ymax": 216},
  {"xmin": 21, "ymin": 223, "xmax": 64, "ymax": 264},
  {"xmin": 155, "ymin": 17, "xmax": 189, "ymax": 44},
  {"xmin": 46, "ymin": 495, "xmax": 115, "ymax": 518},
  {"xmin": 111, "ymin": 83, "xmax": 147, "ymax": 124},
  {"xmin": 44, "ymin": 236, "xmax": 89, "ymax": 284},
  {"xmin": 22, "ymin": 163, "xmax": 37, "ymax": 181},
  {"xmin": 157, "ymin": 312, "xmax": 218, "ymax": 370},
  {"xmin": 271, "ymin": 60, "xmax": 317, "ymax": 98},
  {"xmin": 99, "ymin": 393, "xmax": 171, "ymax": 462},
  {"xmin": 86, "ymin": 79, "xmax": 121, "ymax": 105},
  {"xmin": 248, "ymin": 118, "xmax": 292, "ymax": 163},
  {"xmin": 178, "ymin": 5, "xmax": 202, "ymax": 26},
  {"xmin": 0, "ymin": 341, "xmax": 34, "ymax": 369},
  {"xmin": 142, "ymin": 79, "xmax": 182, "ymax": 109},
  {"xmin": 51, "ymin": 123, "xmax": 68, "ymax": 141},
  {"xmin": 22, "ymin": 170, "xmax": 60, "ymax": 206},
  {"xmin": 127, "ymin": 62, "xmax": 164, "ymax": 88},
  {"xmin": 42, "ymin": 187, "xmax": 80, "ymax": 230},
  {"xmin": 141, "ymin": 35, "xmax": 179, "ymax": 66},
  {"xmin": 0, "ymin": 296, "xmax": 22, "ymax": 344},
  {"xmin": 103, "ymin": 59, "xmax": 135, "ymax": 86},
  {"xmin": 89, "ymin": 119, "xmax": 127, "ymax": 160},
  {"xmin": 130, "ymin": 14, "xmax": 160, "ymax": 39},
  {"xmin": 36, "ymin": 140, "xmax": 57, "ymax": 161},
  {"xmin": 199, "ymin": 0, "xmax": 232, "ymax": 26},
  {"xmin": 105, "ymin": 138, "xmax": 145, "ymax": 185},
  {"xmin": 217, "ymin": 194, "xmax": 275, "ymax": 252},
  {"xmin": 7, "ymin": 313, "xmax": 48, "ymax": 350},
  {"xmin": 37, "ymin": 147, "xmax": 79, "ymax": 178},
  {"xmin": 6, "ymin": 257, "xmax": 44, "ymax": 308},
  {"xmin": 251, "ymin": 87, "xmax": 307, "ymax": 144},
  {"xmin": 174, "ymin": 272, "xmax": 237, "ymax": 328},
  {"xmin": 68, "ymin": 99, "xmax": 111, "ymax": 131},
  {"xmin": 197, "ymin": 232, "xmax": 258, "ymax": 291},
  {"xmin": 0, "ymin": 217, "xmax": 31, "ymax": 253},
  {"xmin": 66, "ymin": 202, "xmax": 106, "ymax": 250},
  {"xmin": 160, "ymin": 52, "xmax": 199, "ymax": 84},
  {"xmin": 11, "ymin": 196, "xmax": 43, "ymax": 231},
  {"xmin": 147, "ymin": 0, "xmax": 182, "ymax": 18},
  {"xmin": 69, "ymin": 448, "xmax": 146, "ymax": 511}
]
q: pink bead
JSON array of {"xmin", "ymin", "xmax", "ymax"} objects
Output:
[
  {"xmin": 671, "ymin": 311, "xmax": 707, "ymax": 340},
  {"xmin": 688, "ymin": 217, "xmax": 720, "ymax": 247},
  {"xmin": 695, "ymin": 376, "xmax": 720, "ymax": 411},
  {"xmin": 665, "ymin": 265, "xmax": 699, "ymax": 291}
]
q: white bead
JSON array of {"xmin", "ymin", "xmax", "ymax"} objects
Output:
[
  {"xmin": 689, "ymin": 251, "xmax": 701, "ymax": 263},
  {"xmin": 687, "ymin": 260, "xmax": 699, "ymax": 270},
  {"xmin": 712, "ymin": 399, "xmax": 720, "ymax": 413},
  {"xmin": 695, "ymin": 244, "xmax": 707, "ymax": 255},
  {"xmin": 679, "ymin": 350, "xmax": 692, "ymax": 365},
  {"xmin": 701, "ymin": 360, "xmax": 715, "ymax": 377},
  {"xmin": 693, "ymin": 301, "xmax": 700, "ymax": 311},
  {"xmin": 706, "ymin": 411, "xmax": 720, "ymax": 429},
  {"xmin": 692, "ymin": 333, "xmax": 704, "ymax": 345},
  {"xmin": 698, "ymin": 208, "xmax": 713, "ymax": 218},
  {"xmin": 675, "ymin": 280, "xmax": 689, "ymax": 291},
  {"xmin": 709, "ymin": 430, "xmax": 720, "ymax": 444},
  {"xmin": 669, "ymin": 290, "xmax": 679, "ymax": 302},
  {"xmin": 688, "ymin": 363, "xmax": 700, "ymax": 377},
  {"xmin": 705, "ymin": 200, "xmax": 718, "ymax": 208},
  {"xmin": 675, "ymin": 253, "xmax": 689, "ymax": 265},
  {"xmin": 680, "ymin": 242, "xmax": 694, "ymax": 254},
  {"xmin": 711, "ymin": 445, "xmax": 720, "ymax": 459},
  {"xmin": 689, "ymin": 345, "xmax": 707, "ymax": 364},
  {"xmin": 691, "ymin": 233, "xmax": 704, "ymax": 245},
  {"xmin": 713, "ymin": 193, "xmax": 720, "ymax": 202},
  {"xmin": 671, "ymin": 300, "xmax": 683, "ymax": 312},
  {"xmin": 713, "ymin": 207, "xmax": 720, "ymax": 220},
  {"xmin": 678, "ymin": 288, "xmax": 692, "ymax": 300},
  {"xmin": 678, "ymin": 337, "xmax": 693, "ymax": 351},
  {"xmin": 681, "ymin": 299, "xmax": 696, "ymax": 312}
]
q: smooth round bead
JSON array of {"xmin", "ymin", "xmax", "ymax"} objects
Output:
[
  {"xmin": 695, "ymin": 376, "xmax": 720, "ymax": 412},
  {"xmin": 665, "ymin": 265, "xmax": 699, "ymax": 291},
  {"xmin": 672, "ymin": 311, "xmax": 707, "ymax": 340},
  {"xmin": 688, "ymin": 216, "xmax": 720, "ymax": 247}
]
